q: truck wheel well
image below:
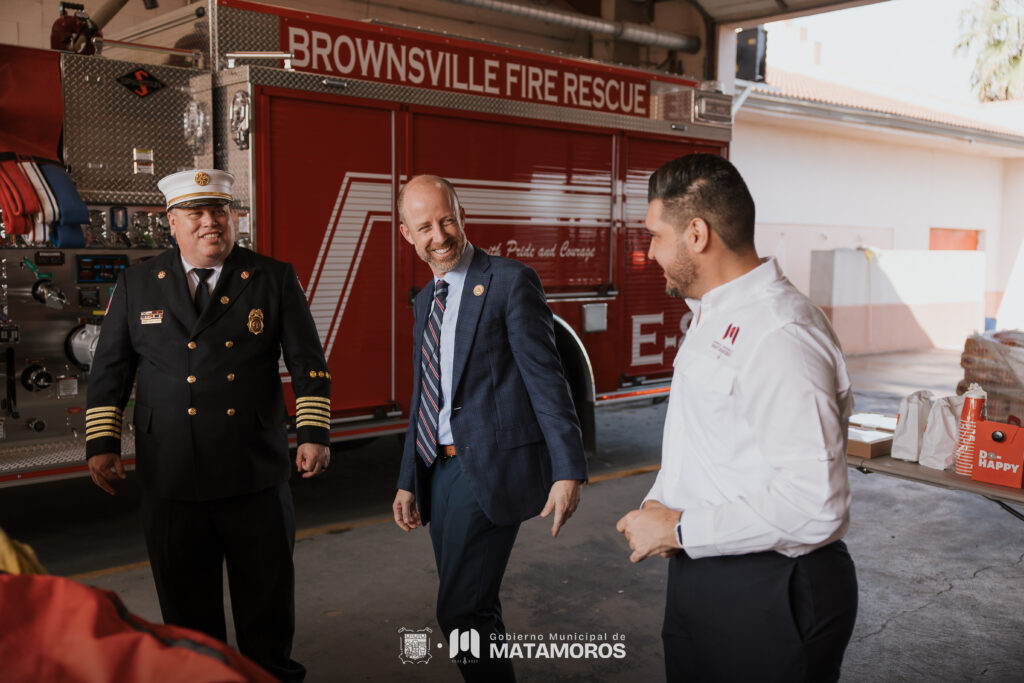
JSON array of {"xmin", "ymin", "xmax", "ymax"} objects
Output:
[{"xmin": 552, "ymin": 315, "xmax": 596, "ymax": 458}]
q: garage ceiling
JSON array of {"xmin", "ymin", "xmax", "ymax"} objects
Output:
[{"xmin": 691, "ymin": 0, "xmax": 890, "ymax": 25}]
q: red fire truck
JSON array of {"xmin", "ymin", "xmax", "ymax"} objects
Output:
[{"xmin": 0, "ymin": 0, "xmax": 730, "ymax": 485}]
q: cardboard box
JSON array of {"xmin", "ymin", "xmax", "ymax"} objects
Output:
[
  {"xmin": 849, "ymin": 413, "xmax": 897, "ymax": 433},
  {"xmin": 848, "ymin": 427, "xmax": 893, "ymax": 459}
]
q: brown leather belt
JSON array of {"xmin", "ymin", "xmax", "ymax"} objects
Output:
[{"xmin": 438, "ymin": 444, "xmax": 457, "ymax": 458}]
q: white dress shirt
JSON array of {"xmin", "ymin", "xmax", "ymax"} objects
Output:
[
  {"xmin": 434, "ymin": 242, "xmax": 475, "ymax": 446},
  {"xmin": 644, "ymin": 258, "xmax": 853, "ymax": 559},
  {"xmin": 180, "ymin": 254, "xmax": 223, "ymax": 299}
]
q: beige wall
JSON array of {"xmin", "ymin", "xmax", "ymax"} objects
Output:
[
  {"xmin": 810, "ymin": 248, "xmax": 986, "ymax": 353},
  {"xmin": 0, "ymin": 0, "xmax": 192, "ymax": 49},
  {"xmin": 732, "ymin": 112, "xmax": 1012, "ymax": 311}
]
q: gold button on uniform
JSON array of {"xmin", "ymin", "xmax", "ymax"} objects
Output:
[
  {"xmin": 187, "ymin": 375, "xmax": 197, "ymax": 384},
  {"xmin": 226, "ymin": 408, "xmax": 236, "ymax": 416},
  {"xmin": 225, "ymin": 340, "xmax": 234, "ymax": 348},
  {"xmin": 188, "ymin": 341, "xmax": 197, "ymax": 350},
  {"xmin": 227, "ymin": 373, "xmax": 236, "ymax": 382},
  {"xmin": 309, "ymin": 371, "xmax": 316, "ymax": 378},
  {"xmin": 188, "ymin": 407, "xmax": 197, "ymax": 416},
  {"xmin": 220, "ymin": 296, "xmax": 229, "ymax": 304}
]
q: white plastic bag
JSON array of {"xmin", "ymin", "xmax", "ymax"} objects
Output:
[
  {"xmin": 891, "ymin": 390, "xmax": 934, "ymax": 462},
  {"xmin": 919, "ymin": 395, "xmax": 966, "ymax": 470}
]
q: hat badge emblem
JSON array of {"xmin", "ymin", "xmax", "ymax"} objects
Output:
[{"xmin": 194, "ymin": 171, "xmax": 211, "ymax": 186}]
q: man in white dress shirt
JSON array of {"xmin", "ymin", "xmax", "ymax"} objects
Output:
[{"xmin": 616, "ymin": 154, "xmax": 858, "ymax": 682}]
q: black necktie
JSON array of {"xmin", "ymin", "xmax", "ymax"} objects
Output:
[
  {"xmin": 193, "ymin": 268, "xmax": 214, "ymax": 315},
  {"xmin": 416, "ymin": 280, "xmax": 448, "ymax": 466}
]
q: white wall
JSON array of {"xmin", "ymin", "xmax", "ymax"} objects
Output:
[
  {"xmin": 997, "ymin": 159, "xmax": 1024, "ymax": 329},
  {"xmin": 733, "ymin": 114, "xmax": 1008, "ymax": 308},
  {"xmin": 810, "ymin": 247, "xmax": 986, "ymax": 353}
]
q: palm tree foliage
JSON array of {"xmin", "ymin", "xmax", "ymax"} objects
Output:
[{"xmin": 956, "ymin": 0, "xmax": 1024, "ymax": 101}]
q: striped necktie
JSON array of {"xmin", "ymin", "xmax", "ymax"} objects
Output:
[
  {"xmin": 416, "ymin": 280, "xmax": 448, "ymax": 467},
  {"xmin": 193, "ymin": 268, "xmax": 214, "ymax": 315}
]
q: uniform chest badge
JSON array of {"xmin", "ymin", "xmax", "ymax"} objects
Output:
[
  {"xmin": 140, "ymin": 310, "xmax": 164, "ymax": 325},
  {"xmin": 247, "ymin": 308, "xmax": 264, "ymax": 335}
]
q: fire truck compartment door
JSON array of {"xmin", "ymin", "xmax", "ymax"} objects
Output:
[
  {"xmin": 256, "ymin": 87, "xmax": 396, "ymax": 415},
  {"xmin": 408, "ymin": 111, "xmax": 613, "ymax": 293},
  {"xmin": 621, "ymin": 136, "xmax": 723, "ymax": 380}
]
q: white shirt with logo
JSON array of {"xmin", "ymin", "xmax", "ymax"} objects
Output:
[{"xmin": 644, "ymin": 257, "xmax": 853, "ymax": 559}]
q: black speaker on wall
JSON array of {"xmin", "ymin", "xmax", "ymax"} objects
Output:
[{"xmin": 736, "ymin": 27, "xmax": 767, "ymax": 82}]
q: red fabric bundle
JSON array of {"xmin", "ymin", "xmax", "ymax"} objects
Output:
[
  {"xmin": 0, "ymin": 574, "xmax": 278, "ymax": 683},
  {"xmin": 0, "ymin": 160, "xmax": 42, "ymax": 235}
]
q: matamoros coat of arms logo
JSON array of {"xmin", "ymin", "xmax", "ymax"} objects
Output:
[{"xmin": 398, "ymin": 626, "xmax": 433, "ymax": 664}]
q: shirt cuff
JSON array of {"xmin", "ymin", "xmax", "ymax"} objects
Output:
[{"xmin": 674, "ymin": 511, "xmax": 685, "ymax": 548}]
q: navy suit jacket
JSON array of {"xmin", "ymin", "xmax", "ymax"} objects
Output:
[{"xmin": 397, "ymin": 248, "xmax": 588, "ymax": 526}]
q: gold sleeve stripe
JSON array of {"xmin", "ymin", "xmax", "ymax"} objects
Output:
[
  {"xmin": 296, "ymin": 396, "xmax": 330, "ymax": 406},
  {"xmin": 87, "ymin": 424, "xmax": 121, "ymax": 436},
  {"xmin": 296, "ymin": 418, "xmax": 331, "ymax": 429},
  {"xmin": 297, "ymin": 407, "xmax": 331, "ymax": 418},
  {"xmin": 87, "ymin": 406, "xmax": 123, "ymax": 417},
  {"xmin": 86, "ymin": 430, "xmax": 123, "ymax": 441},
  {"xmin": 86, "ymin": 420, "xmax": 122, "ymax": 430}
]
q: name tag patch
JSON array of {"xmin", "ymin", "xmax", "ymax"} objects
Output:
[{"xmin": 140, "ymin": 310, "xmax": 164, "ymax": 325}]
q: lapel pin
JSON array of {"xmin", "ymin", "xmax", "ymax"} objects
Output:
[
  {"xmin": 473, "ymin": 284, "xmax": 484, "ymax": 296},
  {"xmin": 241, "ymin": 271, "xmax": 250, "ymax": 279},
  {"xmin": 157, "ymin": 270, "xmax": 166, "ymax": 279},
  {"xmin": 220, "ymin": 296, "xmax": 230, "ymax": 304}
]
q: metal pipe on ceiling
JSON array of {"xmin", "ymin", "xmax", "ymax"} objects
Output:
[{"xmin": 442, "ymin": 0, "xmax": 701, "ymax": 52}]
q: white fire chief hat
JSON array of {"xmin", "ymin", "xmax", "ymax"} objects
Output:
[{"xmin": 157, "ymin": 169, "xmax": 235, "ymax": 209}]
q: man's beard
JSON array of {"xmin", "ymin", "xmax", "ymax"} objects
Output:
[
  {"xmin": 665, "ymin": 247, "xmax": 697, "ymax": 300},
  {"xmin": 419, "ymin": 234, "xmax": 466, "ymax": 273}
]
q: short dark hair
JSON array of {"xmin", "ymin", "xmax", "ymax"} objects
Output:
[{"xmin": 647, "ymin": 154, "xmax": 755, "ymax": 251}]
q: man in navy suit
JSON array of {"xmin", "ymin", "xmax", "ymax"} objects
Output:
[{"xmin": 392, "ymin": 175, "xmax": 588, "ymax": 682}]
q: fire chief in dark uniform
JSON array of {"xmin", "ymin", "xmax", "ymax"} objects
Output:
[{"xmin": 86, "ymin": 169, "xmax": 331, "ymax": 682}]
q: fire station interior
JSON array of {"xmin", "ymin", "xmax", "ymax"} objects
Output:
[{"xmin": 2, "ymin": 0, "xmax": 1022, "ymax": 681}]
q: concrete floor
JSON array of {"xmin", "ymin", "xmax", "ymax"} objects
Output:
[{"xmin": 17, "ymin": 349, "xmax": 1024, "ymax": 681}]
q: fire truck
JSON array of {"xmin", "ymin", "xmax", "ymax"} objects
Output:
[{"xmin": 0, "ymin": 0, "xmax": 730, "ymax": 486}]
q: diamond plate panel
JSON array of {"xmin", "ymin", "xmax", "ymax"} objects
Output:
[
  {"xmin": 213, "ymin": 70, "xmax": 255, "ymax": 224},
  {"xmin": 215, "ymin": 4, "xmax": 280, "ymax": 69},
  {"xmin": 62, "ymin": 54, "xmax": 214, "ymax": 205},
  {"xmin": 0, "ymin": 432, "xmax": 135, "ymax": 475}
]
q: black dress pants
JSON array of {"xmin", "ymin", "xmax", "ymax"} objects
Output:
[
  {"xmin": 663, "ymin": 540, "xmax": 858, "ymax": 683},
  {"xmin": 429, "ymin": 455, "xmax": 520, "ymax": 683},
  {"xmin": 141, "ymin": 482, "xmax": 304, "ymax": 682}
]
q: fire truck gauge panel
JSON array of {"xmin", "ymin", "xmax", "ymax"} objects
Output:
[{"xmin": 75, "ymin": 254, "xmax": 129, "ymax": 283}]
